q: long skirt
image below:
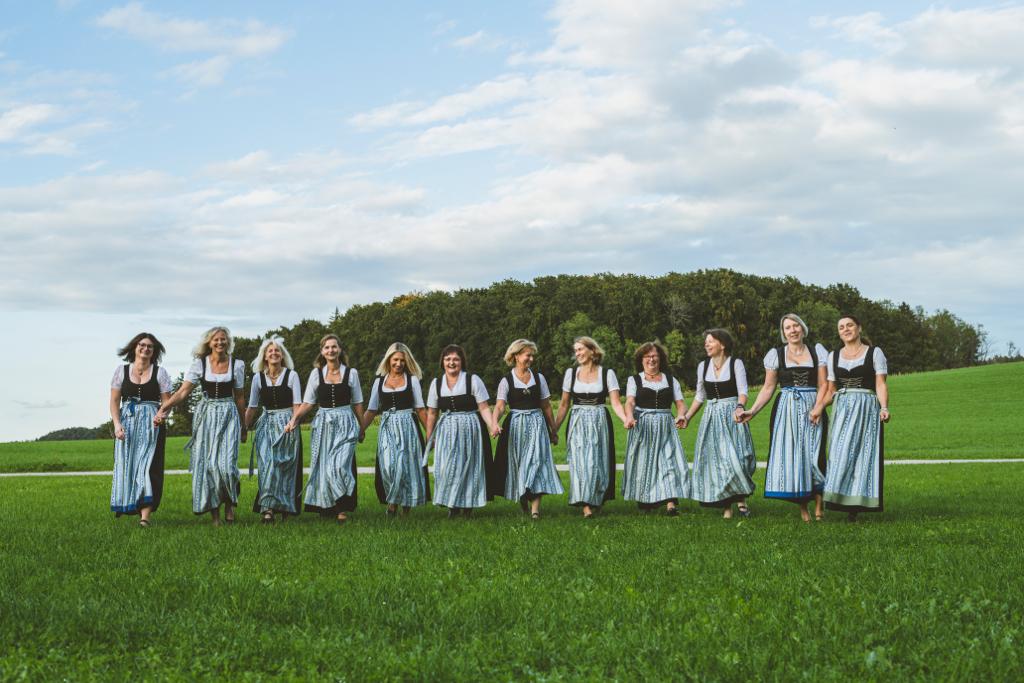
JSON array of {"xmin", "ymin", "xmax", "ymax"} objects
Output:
[
  {"xmin": 373, "ymin": 408, "xmax": 430, "ymax": 508},
  {"xmin": 186, "ymin": 397, "xmax": 241, "ymax": 514},
  {"xmin": 111, "ymin": 399, "xmax": 165, "ymax": 515},
  {"xmin": 823, "ymin": 389, "xmax": 884, "ymax": 512},
  {"xmin": 491, "ymin": 409, "xmax": 564, "ymax": 501},
  {"xmin": 249, "ymin": 408, "xmax": 303, "ymax": 515},
  {"xmin": 565, "ymin": 405, "xmax": 616, "ymax": 507},
  {"xmin": 304, "ymin": 405, "xmax": 359, "ymax": 515},
  {"xmin": 764, "ymin": 387, "xmax": 828, "ymax": 503},
  {"xmin": 622, "ymin": 408, "xmax": 690, "ymax": 505},
  {"xmin": 691, "ymin": 397, "xmax": 756, "ymax": 507},
  {"xmin": 428, "ymin": 411, "xmax": 493, "ymax": 509}
]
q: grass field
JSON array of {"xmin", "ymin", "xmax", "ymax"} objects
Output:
[
  {"xmin": 2, "ymin": 362, "xmax": 1022, "ymax": 473},
  {"xmin": 1, "ymin": 465, "xmax": 1021, "ymax": 680}
]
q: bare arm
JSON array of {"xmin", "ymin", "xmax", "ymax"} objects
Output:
[
  {"xmin": 285, "ymin": 402, "xmax": 316, "ymax": 432},
  {"xmin": 360, "ymin": 409, "xmax": 378, "ymax": 433},
  {"xmin": 608, "ymin": 389, "xmax": 630, "ymax": 425},
  {"xmin": 234, "ymin": 388, "xmax": 247, "ymax": 443},
  {"xmin": 156, "ymin": 379, "xmax": 195, "ymax": 419},
  {"xmin": 352, "ymin": 403, "xmax": 366, "ymax": 442},
  {"xmin": 491, "ymin": 399, "xmax": 507, "ymax": 436},
  {"xmin": 477, "ymin": 401, "xmax": 498, "ymax": 437},
  {"xmin": 540, "ymin": 398, "xmax": 558, "ymax": 445},
  {"xmin": 876, "ymin": 374, "xmax": 891, "ymax": 422},
  {"xmin": 424, "ymin": 407, "xmax": 439, "ymax": 442},
  {"xmin": 553, "ymin": 391, "xmax": 571, "ymax": 432},
  {"xmin": 623, "ymin": 395, "xmax": 637, "ymax": 429},
  {"xmin": 741, "ymin": 370, "xmax": 778, "ymax": 422},
  {"xmin": 110, "ymin": 388, "xmax": 125, "ymax": 440},
  {"xmin": 244, "ymin": 407, "xmax": 259, "ymax": 430},
  {"xmin": 674, "ymin": 398, "xmax": 688, "ymax": 428}
]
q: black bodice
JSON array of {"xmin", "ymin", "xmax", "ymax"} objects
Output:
[
  {"xmin": 374, "ymin": 373, "xmax": 416, "ymax": 411},
  {"xmin": 259, "ymin": 369, "xmax": 295, "ymax": 410},
  {"xmin": 832, "ymin": 346, "xmax": 878, "ymax": 392},
  {"xmin": 434, "ymin": 372, "xmax": 479, "ymax": 413},
  {"xmin": 121, "ymin": 364, "xmax": 161, "ymax": 403},
  {"xmin": 570, "ymin": 367, "xmax": 611, "ymax": 406},
  {"xmin": 506, "ymin": 370, "xmax": 543, "ymax": 410},
  {"xmin": 317, "ymin": 366, "xmax": 353, "ymax": 408},
  {"xmin": 777, "ymin": 345, "xmax": 820, "ymax": 388},
  {"xmin": 200, "ymin": 357, "xmax": 236, "ymax": 399},
  {"xmin": 633, "ymin": 373, "xmax": 675, "ymax": 409},
  {"xmin": 703, "ymin": 357, "xmax": 739, "ymax": 400}
]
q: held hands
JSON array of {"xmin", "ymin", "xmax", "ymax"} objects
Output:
[
  {"xmin": 240, "ymin": 428, "xmax": 248, "ymax": 444},
  {"xmin": 736, "ymin": 410, "xmax": 753, "ymax": 424},
  {"xmin": 809, "ymin": 406, "xmax": 823, "ymax": 425},
  {"xmin": 284, "ymin": 419, "xmax": 298, "ymax": 433},
  {"xmin": 623, "ymin": 417, "xmax": 637, "ymax": 430},
  {"xmin": 879, "ymin": 408, "xmax": 891, "ymax": 423},
  {"xmin": 549, "ymin": 431, "xmax": 559, "ymax": 446},
  {"xmin": 490, "ymin": 424, "xmax": 502, "ymax": 438},
  {"xmin": 675, "ymin": 415, "xmax": 688, "ymax": 430},
  {"xmin": 358, "ymin": 429, "xmax": 366, "ymax": 443}
]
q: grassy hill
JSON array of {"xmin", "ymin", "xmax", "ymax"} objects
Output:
[{"xmin": 1, "ymin": 362, "xmax": 1021, "ymax": 473}]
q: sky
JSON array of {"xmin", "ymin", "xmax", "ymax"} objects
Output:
[{"xmin": 2, "ymin": 1, "xmax": 1022, "ymax": 441}]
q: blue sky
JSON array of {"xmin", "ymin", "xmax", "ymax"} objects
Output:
[{"xmin": 2, "ymin": 1, "xmax": 1022, "ymax": 440}]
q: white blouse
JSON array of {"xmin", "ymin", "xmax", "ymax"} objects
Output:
[
  {"xmin": 302, "ymin": 365, "xmax": 363, "ymax": 405},
  {"xmin": 496, "ymin": 372, "xmax": 551, "ymax": 401},
  {"xmin": 367, "ymin": 375, "xmax": 426, "ymax": 411},
  {"xmin": 110, "ymin": 365, "xmax": 173, "ymax": 393},
  {"xmin": 561, "ymin": 367, "xmax": 620, "ymax": 393},
  {"xmin": 694, "ymin": 358, "xmax": 749, "ymax": 402},
  {"xmin": 247, "ymin": 369, "xmax": 303, "ymax": 408},
  {"xmin": 185, "ymin": 357, "xmax": 245, "ymax": 388},
  {"xmin": 426, "ymin": 372, "xmax": 489, "ymax": 408},
  {"xmin": 625, "ymin": 374, "xmax": 684, "ymax": 400},
  {"xmin": 827, "ymin": 347, "xmax": 889, "ymax": 381},
  {"xmin": 763, "ymin": 343, "xmax": 829, "ymax": 371}
]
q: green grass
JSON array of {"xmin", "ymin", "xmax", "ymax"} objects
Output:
[
  {"xmin": 2, "ymin": 362, "xmax": 1022, "ymax": 473},
  {"xmin": 1, "ymin": 465, "xmax": 1021, "ymax": 680}
]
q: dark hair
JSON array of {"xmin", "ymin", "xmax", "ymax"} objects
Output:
[
  {"xmin": 838, "ymin": 314, "xmax": 862, "ymax": 327},
  {"xmin": 633, "ymin": 341, "xmax": 669, "ymax": 373},
  {"xmin": 837, "ymin": 315, "xmax": 871, "ymax": 345},
  {"xmin": 315, "ymin": 334, "xmax": 349, "ymax": 368},
  {"xmin": 439, "ymin": 344, "xmax": 467, "ymax": 371},
  {"xmin": 703, "ymin": 328, "xmax": 735, "ymax": 354},
  {"xmin": 118, "ymin": 332, "xmax": 165, "ymax": 364}
]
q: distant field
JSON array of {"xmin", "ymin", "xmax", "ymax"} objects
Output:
[
  {"xmin": 1, "ymin": 362, "xmax": 1021, "ymax": 473},
  {"xmin": 1, "ymin": 465, "xmax": 1021, "ymax": 679}
]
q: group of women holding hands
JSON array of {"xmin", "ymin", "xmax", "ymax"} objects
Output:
[{"xmin": 109, "ymin": 312, "xmax": 890, "ymax": 527}]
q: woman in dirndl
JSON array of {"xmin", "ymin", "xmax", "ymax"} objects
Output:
[
  {"xmin": 360, "ymin": 342, "xmax": 430, "ymax": 517},
  {"xmin": 621, "ymin": 341, "xmax": 690, "ymax": 516},
  {"xmin": 424, "ymin": 344, "xmax": 499, "ymax": 518},
  {"xmin": 158, "ymin": 326, "xmax": 247, "ymax": 525},
  {"xmin": 682, "ymin": 328, "xmax": 756, "ymax": 519},
  {"xmin": 821, "ymin": 315, "xmax": 890, "ymax": 522},
  {"xmin": 243, "ymin": 336, "xmax": 303, "ymax": 524},
  {"xmin": 491, "ymin": 339, "xmax": 563, "ymax": 519},
  {"xmin": 552, "ymin": 336, "xmax": 630, "ymax": 518},
  {"xmin": 286, "ymin": 334, "xmax": 364, "ymax": 524},
  {"xmin": 740, "ymin": 313, "xmax": 829, "ymax": 522},
  {"xmin": 109, "ymin": 332, "xmax": 172, "ymax": 527}
]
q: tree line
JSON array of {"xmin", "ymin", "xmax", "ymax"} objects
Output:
[{"xmin": 48, "ymin": 269, "xmax": 990, "ymax": 440}]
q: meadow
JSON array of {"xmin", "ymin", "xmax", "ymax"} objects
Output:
[
  {"xmin": 1, "ymin": 363, "xmax": 1021, "ymax": 680},
  {"xmin": 1, "ymin": 465, "xmax": 1021, "ymax": 680},
  {"xmin": 2, "ymin": 362, "xmax": 1022, "ymax": 473}
]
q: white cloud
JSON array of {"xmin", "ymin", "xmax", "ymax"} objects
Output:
[
  {"xmin": 163, "ymin": 55, "xmax": 232, "ymax": 87},
  {"xmin": 0, "ymin": 103, "xmax": 59, "ymax": 142},
  {"xmin": 451, "ymin": 30, "xmax": 508, "ymax": 52}
]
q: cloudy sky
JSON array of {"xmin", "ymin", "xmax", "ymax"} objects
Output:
[{"xmin": 2, "ymin": 1, "xmax": 1021, "ymax": 440}]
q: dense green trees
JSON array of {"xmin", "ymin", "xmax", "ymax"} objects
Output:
[{"xmin": 238, "ymin": 269, "xmax": 984, "ymax": 396}]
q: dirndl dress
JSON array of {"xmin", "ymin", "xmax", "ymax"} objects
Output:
[
  {"xmin": 110, "ymin": 364, "xmax": 166, "ymax": 515},
  {"xmin": 304, "ymin": 366, "xmax": 361, "ymax": 515},
  {"xmin": 564, "ymin": 368, "xmax": 617, "ymax": 507},
  {"xmin": 425, "ymin": 374, "xmax": 494, "ymax": 509},
  {"xmin": 491, "ymin": 370, "xmax": 563, "ymax": 501},
  {"xmin": 248, "ymin": 369, "xmax": 303, "ymax": 514},
  {"xmin": 370, "ymin": 374, "xmax": 430, "ymax": 508}
]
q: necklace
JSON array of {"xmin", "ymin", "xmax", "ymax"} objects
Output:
[
  {"xmin": 711, "ymin": 355, "xmax": 726, "ymax": 372},
  {"xmin": 266, "ymin": 367, "xmax": 282, "ymax": 383}
]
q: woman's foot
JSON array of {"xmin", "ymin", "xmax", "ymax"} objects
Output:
[
  {"xmin": 386, "ymin": 505, "xmax": 398, "ymax": 518},
  {"xmin": 261, "ymin": 511, "xmax": 275, "ymax": 524},
  {"xmin": 336, "ymin": 513, "xmax": 348, "ymax": 525},
  {"xmin": 531, "ymin": 512, "xmax": 540, "ymax": 520},
  {"xmin": 666, "ymin": 504, "xmax": 679, "ymax": 516},
  {"xmin": 224, "ymin": 506, "xmax": 236, "ymax": 525},
  {"xmin": 138, "ymin": 518, "xmax": 151, "ymax": 528},
  {"xmin": 737, "ymin": 502, "xmax": 751, "ymax": 518},
  {"xmin": 800, "ymin": 506, "xmax": 811, "ymax": 523},
  {"xmin": 723, "ymin": 507, "xmax": 733, "ymax": 520}
]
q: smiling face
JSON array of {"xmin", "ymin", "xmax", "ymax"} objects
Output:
[
  {"xmin": 515, "ymin": 348, "xmax": 535, "ymax": 369},
  {"xmin": 704, "ymin": 334, "xmax": 724, "ymax": 357},
  {"xmin": 135, "ymin": 337, "xmax": 155, "ymax": 361},
  {"xmin": 321, "ymin": 338, "xmax": 341, "ymax": 362},
  {"xmin": 573, "ymin": 342, "xmax": 592, "ymax": 365},
  {"xmin": 641, "ymin": 350, "xmax": 661, "ymax": 374},
  {"xmin": 782, "ymin": 318, "xmax": 805, "ymax": 345},
  {"xmin": 838, "ymin": 317, "xmax": 861, "ymax": 344},
  {"xmin": 389, "ymin": 351, "xmax": 407, "ymax": 374},
  {"xmin": 263, "ymin": 343, "xmax": 283, "ymax": 367},
  {"xmin": 210, "ymin": 331, "xmax": 229, "ymax": 355},
  {"xmin": 443, "ymin": 352, "xmax": 463, "ymax": 375}
]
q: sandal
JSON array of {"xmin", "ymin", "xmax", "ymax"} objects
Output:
[
  {"xmin": 261, "ymin": 511, "xmax": 274, "ymax": 525},
  {"xmin": 737, "ymin": 504, "xmax": 751, "ymax": 518}
]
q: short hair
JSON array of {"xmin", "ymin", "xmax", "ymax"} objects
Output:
[
  {"xmin": 779, "ymin": 313, "xmax": 809, "ymax": 343},
  {"xmin": 703, "ymin": 328, "xmax": 735, "ymax": 355},
  {"xmin": 118, "ymin": 332, "xmax": 165, "ymax": 364},
  {"xmin": 251, "ymin": 336, "xmax": 295, "ymax": 374},
  {"xmin": 375, "ymin": 342, "xmax": 423, "ymax": 379},
  {"xmin": 315, "ymin": 334, "xmax": 349, "ymax": 368},
  {"xmin": 439, "ymin": 344, "xmax": 467, "ymax": 371},
  {"xmin": 504, "ymin": 339, "xmax": 539, "ymax": 367},
  {"xmin": 192, "ymin": 326, "xmax": 233, "ymax": 358},
  {"xmin": 573, "ymin": 336, "xmax": 604, "ymax": 364},
  {"xmin": 633, "ymin": 341, "xmax": 669, "ymax": 373}
]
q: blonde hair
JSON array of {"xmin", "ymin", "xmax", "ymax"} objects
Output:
[
  {"xmin": 374, "ymin": 342, "xmax": 423, "ymax": 379},
  {"xmin": 573, "ymin": 336, "xmax": 604, "ymax": 364},
  {"xmin": 251, "ymin": 336, "xmax": 295, "ymax": 374},
  {"xmin": 192, "ymin": 326, "xmax": 234, "ymax": 358},
  {"xmin": 315, "ymin": 334, "xmax": 348, "ymax": 368},
  {"xmin": 504, "ymin": 339, "xmax": 539, "ymax": 367},
  {"xmin": 779, "ymin": 313, "xmax": 809, "ymax": 343}
]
